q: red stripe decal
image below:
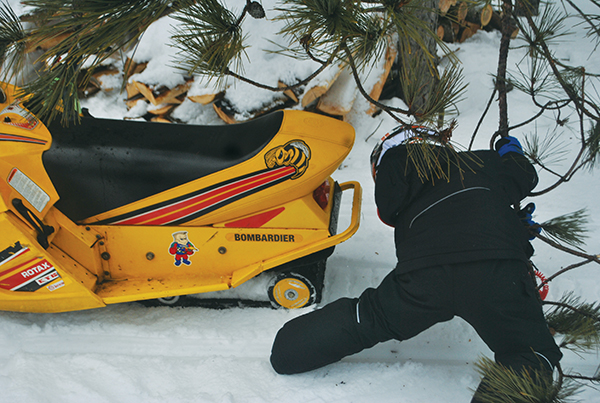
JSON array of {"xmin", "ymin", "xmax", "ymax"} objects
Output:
[
  {"xmin": 146, "ymin": 166, "xmax": 295, "ymax": 226},
  {"xmin": 0, "ymin": 134, "xmax": 46, "ymax": 145},
  {"xmin": 148, "ymin": 168, "xmax": 292, "ymax": 226},
  {"xmin": 113, "ymin": 166, "xmax": 295, "ymax": 226},
  {"xmin": 224, "ymin": 207, "xmax": 285, "ymax": 228}
]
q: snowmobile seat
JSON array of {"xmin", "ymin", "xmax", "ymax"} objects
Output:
[{"xmin": 42, "ymin": 110, "xmax": 284, "ymax": 222}]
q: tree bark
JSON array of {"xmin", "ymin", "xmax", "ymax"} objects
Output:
[
  {"xmin": 497, "ymin": 0, "xmax": 513, "ymax": 137},
  {"xmin": 389, "ymin": 0, "xmax": 440, "ymax": 119}
]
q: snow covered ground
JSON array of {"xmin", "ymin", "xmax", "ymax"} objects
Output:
[{"xmin": 1, "ymin": 1, "xmax": 599, "ymax": 402}]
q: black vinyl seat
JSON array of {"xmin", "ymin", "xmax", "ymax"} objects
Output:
[{"xmin": 42, "ymin": 110, "xmax": 284, "ymax": 222}]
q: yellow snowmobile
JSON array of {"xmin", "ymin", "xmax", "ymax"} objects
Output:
[{"xmin": 0, "ymin": 83, "xmax": 361, "ymax": 313}]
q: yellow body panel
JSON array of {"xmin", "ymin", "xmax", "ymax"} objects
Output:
[
  {"xmin": 48, "ymin": 208, "xmax": 104, "ymax": 279},
  {"xmin": 0, "ymin": 83, "xmax": 362, "ymax": 313}
]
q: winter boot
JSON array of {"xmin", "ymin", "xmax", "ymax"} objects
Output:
[{"xmin": 270, "ymin": 297, "xmax": 375, "ymax": 374}]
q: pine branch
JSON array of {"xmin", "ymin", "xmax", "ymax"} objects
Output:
[
  {"xmin": 515, "ymin": 1, "xmax": 570, "ymax": 56},
  {"xmin": 341, "ymin": 35, "xmax": 466, "ymax": 125},
  {"xmin": 498, "ymin": 97, "xmax": 591, "ymax": 197},
  {"xmin": 396, "ymin": 51, "xmax": 467, "ymax": 124},
  {"xmin": 3, "ymin": 0, "xmax": 463, "ymax": 127},
  {"xmin": 274, "ymin": 0, "xmax": 462, "ymax": 124},
  {"xmin": 0, "ymin": 2, "xmax": 26, "ymax": 82},
  {"xmin": 473, "ymin": 356, "xmax": 579, "ymax": 403},
  {"xmin": 349, "ymin": 13, "xmax": 388, "ymax": 69},
  {"xmin": 341, "ymin": 41, "xmax": 410, "ymax": 118},
  {"xmin": 275, "ymin": 0, "xmax": 371, "ymax": 64},
  {"xmin": 469, "ymin": 87, "xmax": 496, "ymax": 151},
  {"xmin": 18, "ymin": 55, "xmax": 82, "ymax": 126},
  {"xmin": 502, "ymin": 100, "xmax": 571, "ymax": 156},
  {"xmin": 544, "ymin": 300, "xmax": 600, "ymax": 327},
  {"xmin": 489, "ymin": 1, "xmax": 600, "ymax": 205},
  {"xmin": 519, "ymin": 4, "xmax": 597, "ymax": 122},
  {"xmin": 561, "ymin": 0, "xmax": 600, "ymax": 50},
  {"xmin": 529, "ymin": 136, "xmax": 588, "ymax": 196},
  {"xmin": 405, "ymin": 140, "xmax": 452, "ymax": 182},
  {"xmin": 544, "ymin": 293, "xmax": 600, "ymax": 353},
  {"xmin": 223, "ymin": 45, "xmax": 342, "ymax": 92},
  {"xmin": 523, "ymin": 127, "xmax": 569, "ymax": 174},
  {"xmin": 582, "ymin": 119, "xmax": 600, "ymax": 171},
  {"xmin": 562, "ymin": 370, "xmax": 600, "ymax": 383},
  {"xmin": 172, "ymin": 0, "xmax": 247, "ymax": 81},
  {"xmin": 539, "ymin": 258, "xmax": 594, "ymax": 289},
  {"xmin": 175, "ymin": 0, "xmax": 349, "ymax": 96},
  {"xmin": 386, "ymin": 0, "xmax": 457, "ymax": 74},
  {"xmin": 508, "ymin": 55, "xmax": 562, "ymax": 100},
  {"xmin": 535, "ymin": 232, "xmax": 600, "ymax": 265},
  {"xmin": 539, "ymin": 209, "xmax": 589, "ymax": 249},
  {"xmin": 173, "ymin": 0, "xmax": 396, "ymax": 103},
  {"xmin": 370, "ymin": 120, "xmax": 484, "ymax": 183}
]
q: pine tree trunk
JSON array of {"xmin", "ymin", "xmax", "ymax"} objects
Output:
[{"xmin": 386, "ymin": 0, "xmax": 439, "ymax": 120}]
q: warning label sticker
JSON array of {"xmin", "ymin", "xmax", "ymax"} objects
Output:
[{"xmin": 7, "ymin": 168, "xmax": 50, "ymax": 212}]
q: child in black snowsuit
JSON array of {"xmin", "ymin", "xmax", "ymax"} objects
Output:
[{"xmin": 270, "ymin": 126, "xmax": 562, "ymax": 402}]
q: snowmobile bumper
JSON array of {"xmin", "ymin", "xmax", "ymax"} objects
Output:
[{"xmin": 230, "ymin": 180, "xmax": 361, "ymax": 287}]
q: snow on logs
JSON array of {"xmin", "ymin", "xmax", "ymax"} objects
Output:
[
  {"xmin": 75, "ymin": 2, "xmax": 511, "ymax": 124},
  {"xmin": 79, "ymin": 54, "xmax": 397, "ymax": 124}
]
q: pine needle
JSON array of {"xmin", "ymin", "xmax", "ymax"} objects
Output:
[
  {"xmin": 582, "ymin": 120, "xmax": 600, "ymax": 171},
  {"xmin": 171, "ymin": 0, "xmax": 248, "ymax": 80},
  {"xmin": 275, "ymin": 0, "xmax": 363, "ymax": 46},
  {"xmin": 545, "ymin": 292, "xmax": 600, "ymax": 353},
  {"xmin": 0, "ymin": 2, "xmax": 26, "ymax": 82},
  {"xmin": 523, "ymin": 129, "xmax": 569, "ymax": 169},
  {"xmin": 397, "ymin": 51, "xmax": 467, "ymax": 124},
  {"xmin": 473, "ymin": 356, "xmax": 580, "ymax": 403},
  {"xmin": 388, "ymin": 0, "xmax": 455, "ymax": 71},
  {"xmin": 540, "ymin": 209, "xmax": 589, "ymax": 249},
  {"xmin": 274, "ymin": 0, "xmax": 390, "ymax": 69},
  {"xmin": 517, "ymin": 2, "xmax": 571, "ymax": 55},
  {"xmin": 401, "ymin": 127, "xmax": 483, "ymax": 183}
]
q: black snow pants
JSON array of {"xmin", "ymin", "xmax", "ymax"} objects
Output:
[{"xmin": 270, "ymin": 259, "xmax": 562, "ymax": 401}]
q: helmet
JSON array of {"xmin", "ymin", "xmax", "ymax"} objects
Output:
[{"xmin": 370, "ymin": 125, "xmax": 441, "ymax": 181}]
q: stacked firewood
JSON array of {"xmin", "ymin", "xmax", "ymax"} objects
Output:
[
  {"xmin": 79, "ymin": 2, "xmax": 515, "ymax": 125},
  {"xmin": 80, "ymin": 44, "xmax": 397, "ymax": 124},
  {"xmin": 437, "ymin": 0, "xmax": 519, "ymax": 43}
]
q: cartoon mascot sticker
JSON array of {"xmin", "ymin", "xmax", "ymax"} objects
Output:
[
  {"xmin": 264, "ymin": 140, "xmax": 311, "ymax": 179},
  {"xmin": 169, "ymin": 231, "xmax": 196, "ymax": 266}
]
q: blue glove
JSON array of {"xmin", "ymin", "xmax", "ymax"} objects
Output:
[
  {"xmin": 518, "ymin": 203, "xmax": 541, "ymax": 240},
  {"xmin": 495, "ymin": 136, "xmax": 523, "ymax": 157}
]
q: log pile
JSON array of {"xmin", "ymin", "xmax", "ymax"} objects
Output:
[
  {"xmin": 437, "ymin": 0, "xmax": 519, "ymax": 44},
  {"xmin": 73, "ymin": 2, "xmax": 512, "ymax": 124},
  {"xmin": 76, "ymin": 47, "xmax": 397, "ymax": 124}
]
